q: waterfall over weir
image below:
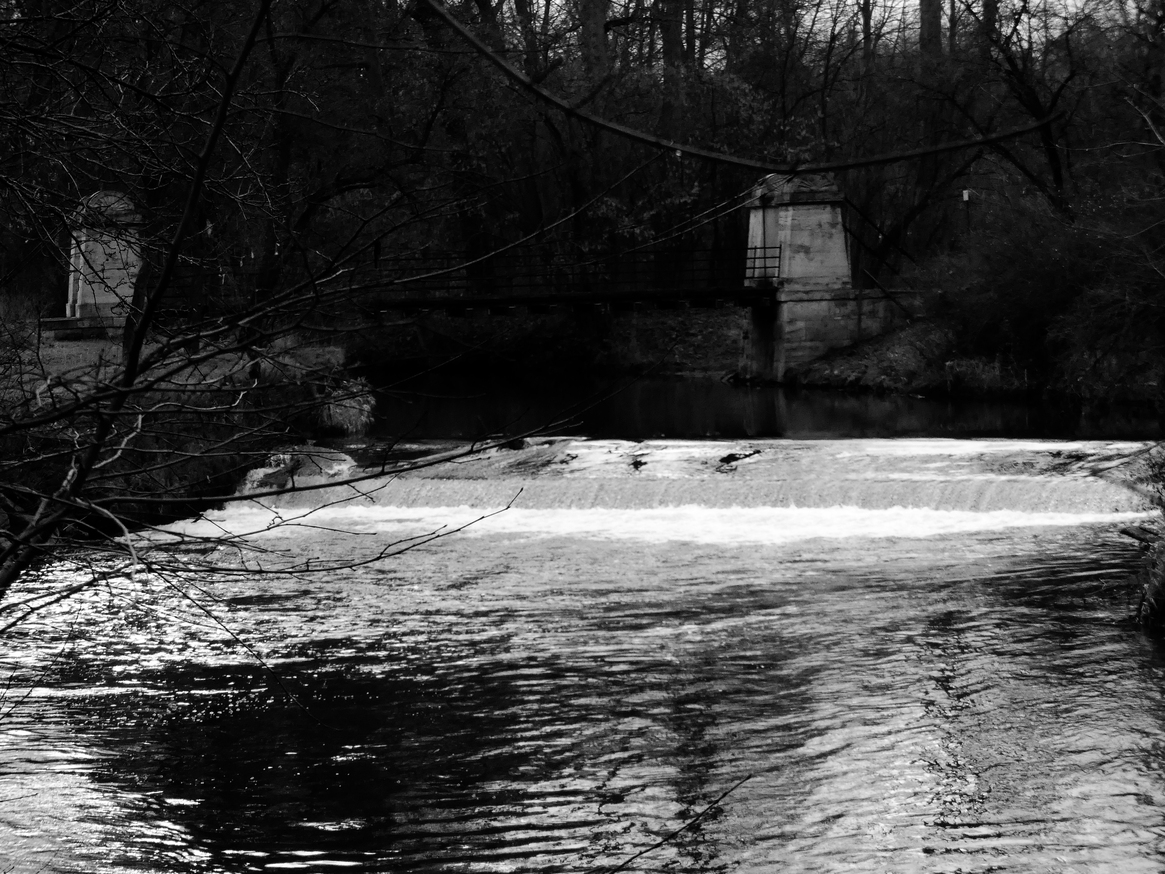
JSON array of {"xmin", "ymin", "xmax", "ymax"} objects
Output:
[
  {"xmin": 182, "ymin": 437, "xmax": 1163, "ymax": 547},
  {"xmin": 246, "ymin": 438, "xmax": 1154, "ymax": 514}
]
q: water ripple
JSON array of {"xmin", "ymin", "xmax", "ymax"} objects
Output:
[{"xmin": 0, "ymin": 510, "xmax": 1160, "ymax": 872}]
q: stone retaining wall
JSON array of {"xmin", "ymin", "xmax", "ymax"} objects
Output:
[
  {"xmin": 775, "ymin": 286, "xmax": 929, "ymax": 379},
  {"xmin": 346, "ymin": 287, "xmax": 931, "ymax": 381}
]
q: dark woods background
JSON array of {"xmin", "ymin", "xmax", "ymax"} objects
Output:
[{"xmin": 2, "ymin": 0, "xmax": 1164, "ymax": 388}]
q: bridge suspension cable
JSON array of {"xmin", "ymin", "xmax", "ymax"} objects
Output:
[
  {"xmin": 323, "ymin": 152, "xmax": 666, "ymax": 294},
  {"xmin": 585, "ymin": 188, "xmax": 758, "ymax": 267},
  {"xmin": 419, "ymin": 0, "xmax": 1060, "ymax": 176}
]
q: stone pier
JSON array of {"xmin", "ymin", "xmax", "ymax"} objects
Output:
[
  {"xmin": 740, "ymin": 173, "xmax": 921, "ymax": 380},
  {"xmin": 42, "ymin": 190, "xmax": 143, "ymax": 339}
]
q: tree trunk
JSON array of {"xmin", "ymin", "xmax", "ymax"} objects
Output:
[
  {"xmin": 948, "ymin": 0, "xmax": 957, "ymax": 55},
  {"xmin": 512, "ymin": 0, "xmax": 543, "ymax": 77},
  {"xmin": 981, "ymin": 0, "xmax": 997, "ymax": 59},
  {"xmin": 472, "ymin": 0, "xmax": 507, "ymax": 52},
  {"xmin": 658, "ymin": 0, "xmax": 685, "ymax": 136},
  {"xmin": 860, "ymin": 0, "xmax": 874, "ymax": 67},
  {"xmin": 579, "ymin": 0, "xmax": 610, "ymax": 79},
  {"xmin": 920, "ymin": 0, "xmax": 942, "ymax": 57}
]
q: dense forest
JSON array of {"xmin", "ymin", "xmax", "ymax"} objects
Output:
[{"xmin": 0, "ymin": 0, "xmax": 1163, "ymax": 387}]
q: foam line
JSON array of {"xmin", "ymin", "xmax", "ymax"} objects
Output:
[{"xmin": 164, "ymin": 504, "xmax": 1153, "ymax": 546}]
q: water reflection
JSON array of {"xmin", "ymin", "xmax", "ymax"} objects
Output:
[
  {"xmin": 371, "ymin": 376, "xmax": 1165, "ymax": 440},
  {"xmin": 2, "ymin": 521, "xmax": 1163, "ymax": 872},
  {"xmin": 80, "ymin": 668, "xmax": 579, "ymax": 870}
]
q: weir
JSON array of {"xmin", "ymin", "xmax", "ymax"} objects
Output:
[{"xmin": 237, "ymin": 438, "xmax": 1155, "ymax": 517}]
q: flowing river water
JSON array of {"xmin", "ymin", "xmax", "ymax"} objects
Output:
[{"xmin": 3, "ymin": 431, "xmax": 1165, "ymax": 872}]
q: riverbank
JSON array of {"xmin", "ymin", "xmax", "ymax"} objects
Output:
[
  {"xmin": 782, "ymin": 321, "xmax": 1034, "ymax": 397},
  {"xmin": 0, "ymin": 332, "xmax": 371, "ymax": 535},
  {"xmin": 782, "ymin": 318, "xmax": 1165, "ymax": 412}
]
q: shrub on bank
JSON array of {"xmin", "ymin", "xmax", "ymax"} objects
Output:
[
  {"xmin": 902, "ymin": 192, "xmax": 1165, "ymax": 404},
  {"xmin": 0, "ymin": 332, "xmax": 376, "ymax": 540},
  {"xmin": 786, "ymin": 321, "xmax": 1032, "ymax": 397},
  {"xmin": 316, "ymin": 377, "xmax": 375, "ymax": 436}
]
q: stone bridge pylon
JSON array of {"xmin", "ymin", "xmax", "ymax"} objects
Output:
[
  {"xmin": 740, "ymin": 173, "xmax": 922, "ymax": 381},
  {"xmin": 43, "ymin": 190, "xmax": 143, "ymax": 340}
]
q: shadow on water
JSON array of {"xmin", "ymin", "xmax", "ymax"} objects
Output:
[
  {"xmin": 46, "ymin": 530, "xmax": 1147, "ymax": 872},
  {"xmin": 68, "ymin": 652, "xmax": 745, "ymax": 872},
  {"xmin": 371, "ymin": 375, "xmax": 1165, "ymax": 441},
  {"xmin": 73, "ymin": 665, "xmax": 570, "ymax": 869}
]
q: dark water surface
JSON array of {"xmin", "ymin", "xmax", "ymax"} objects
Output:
[
  {"xmin": 3, "ymin": 410, "xmax": 1165, "ymax": 872},
  {"xmin": 372, "ymin": 376, "xmax": 1165, "ymax": 440},
  {"xmin": 2, "ymin": 488, "xmax": 1162, "ymax": 872}
]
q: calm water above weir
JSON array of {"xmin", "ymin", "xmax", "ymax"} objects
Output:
[
  {"xmin": 3, "ymin": 436, "xmax": 1165, "ymax": 873},
  {"xmin": 372, "ymin": 376, "xmax": 1165, "ymax": 440}
]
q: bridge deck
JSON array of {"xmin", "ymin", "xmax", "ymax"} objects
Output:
[
  {"xmin": 363, "ymin": 284, "xmax": 781, "ymax": 314},
  {"xmin": 325, "ymin": 245, "xmax": 789, "ymax": 314}
]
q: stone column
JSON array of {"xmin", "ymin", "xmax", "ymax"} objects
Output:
[
  {"xmin": 65, "ymin": 190, "xmax": 143, "ymax": 327},
  {"xmin": 741, "ymin": 174, "xmax": 853, "ymax": 381},
  {"xmin": 745, "ymin": 173, "xmax": 849, "ymax": 288}
]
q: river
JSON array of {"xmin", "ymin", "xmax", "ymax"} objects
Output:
[
  {"xmin": 370, "ymin": 375, "xmax": 1165, "ymax": 439},
  {"xmin": 2, "ymin": 387, "xmax": 1165, "ymax": 872}
]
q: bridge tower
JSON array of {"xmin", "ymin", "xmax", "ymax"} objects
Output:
[
  {"xmin": 43, "ymin": 190, "xmax": 144, "ymax": 340},
  {"xmin": 745, "ymin": 173, "xmax": 849, "ymax": 289},
  {"xmin": 741, "ymin": 173, "xmax": 910, "ymax": 381}
]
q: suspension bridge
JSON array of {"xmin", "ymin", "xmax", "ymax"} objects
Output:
[
  {"xmin": 315, "ymin": 174, "xmax": 923, "ymax": 380},
  {"xmin": 45, "ymin": 174, "xmax": 923, "ymax": 381}
]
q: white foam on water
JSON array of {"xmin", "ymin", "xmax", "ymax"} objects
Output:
[
  {"xmin": 159, "ymin": 503, "xmax": 1153, "ymax": 547},
  {"xmin": 153, "ymin": 438, "xmax": 1158, "ymax": 550}
]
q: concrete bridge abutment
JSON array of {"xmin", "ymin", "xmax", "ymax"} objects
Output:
[{"xmin": 739, "ymin": 287, "xmax": 926, "ymax": 382}]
